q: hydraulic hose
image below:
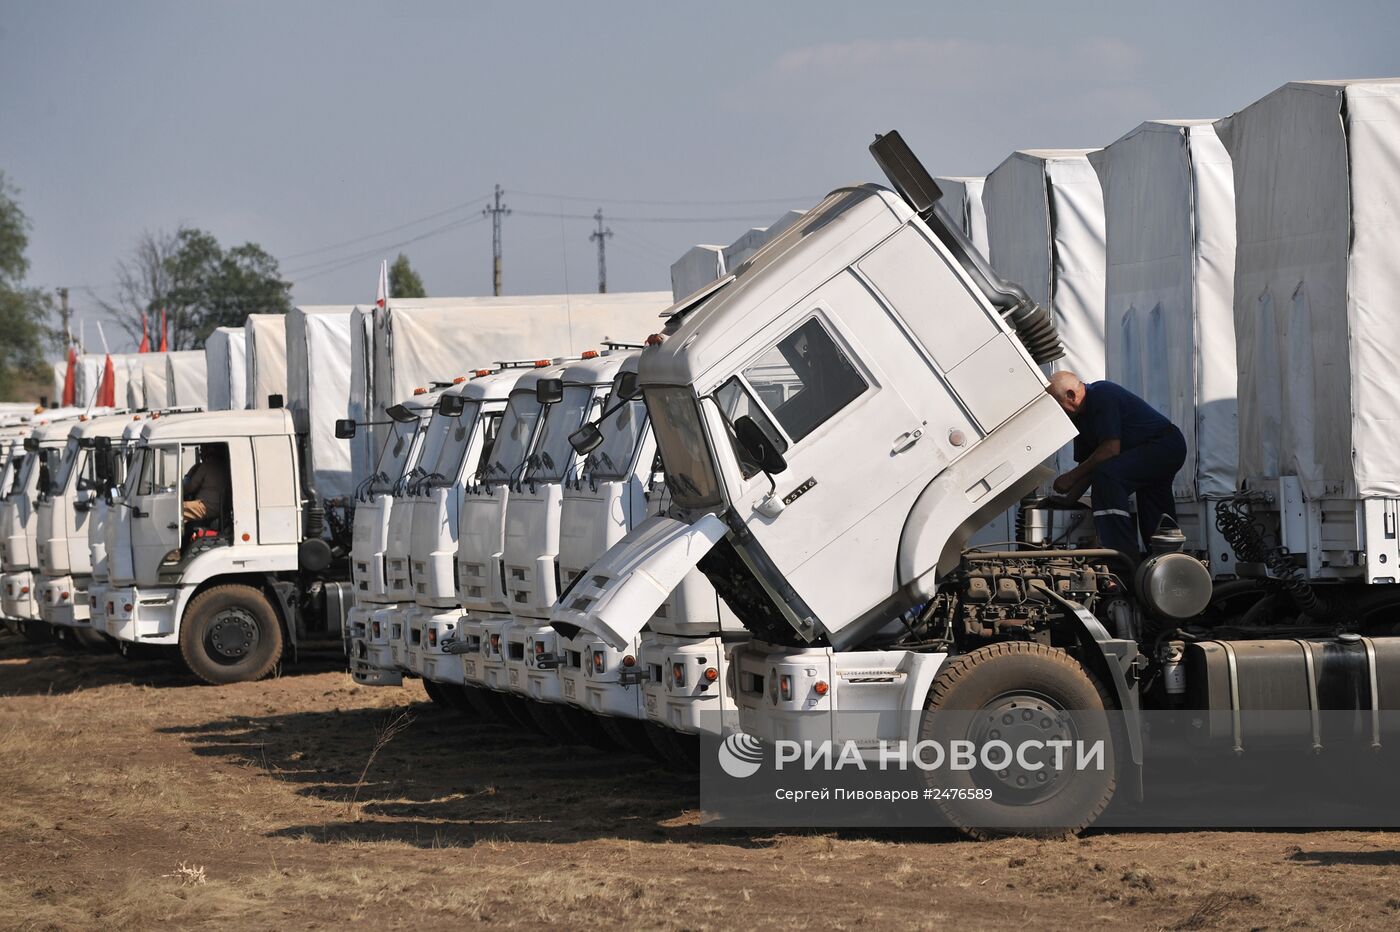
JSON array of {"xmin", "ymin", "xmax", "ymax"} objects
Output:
[{"xmin": 1214, "ymin": 497, "xmax": 1327, "ymax": 619}]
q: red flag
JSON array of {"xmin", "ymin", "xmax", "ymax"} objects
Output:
[
  {"xmin": 97, "ymin": 354, "xmax": 116, "ymax": 408},
  {"xmin": 61, "ymin": 345, "xmax": 77, "ymax": 406},
  {"xmin": 138, "ymin": 314, "xmax": 150, "ymax": 353},
  {"xmin": 159, "ymin": 308, "xmax": 169, "ymax": 352}
]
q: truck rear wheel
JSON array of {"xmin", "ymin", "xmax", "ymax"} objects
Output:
[
  {"xmin": 919, "ymin": 641, "xmax": 1117, "ymax": 839},
  {"xmin": 179, "ymin": 584, "xmax": 284, "ymax": 685}
]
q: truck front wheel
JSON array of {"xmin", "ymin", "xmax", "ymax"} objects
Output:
[
  {"xmin": 179, "ymin": 585, "xmax": 285, "ymax": 685},
  {"xmin": 919, "ymin": 641, "xmax": 1117, "ymax": 839}
]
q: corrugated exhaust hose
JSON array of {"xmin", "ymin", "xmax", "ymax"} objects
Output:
[{"xmin": 869, "ymin": 131, "xmax": 1065, "ymax": 366}]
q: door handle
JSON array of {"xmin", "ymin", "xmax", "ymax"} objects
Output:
[
  {"xmin": 891, "ymin": 428, "xmax": 924, "ymax": 454},
  {"xmin": 167, "ymin": 523, "xmax": 179, "ymax": 531}
]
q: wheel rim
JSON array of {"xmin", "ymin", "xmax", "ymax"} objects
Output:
[
  {"xmin": 205, "ymin": 607, "xmax": 260, "ymax": 665},
  {"xmin": 964, "ymin": 690, "xmax": 1078, "ymax": 804}
]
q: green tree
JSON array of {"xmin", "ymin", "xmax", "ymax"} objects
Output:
[
  {"xmin": 389, "ymin": 252, "xmax": 426, "ymax": 298},
  {"xmin": 101, "ymin": 227, "xmax": 292, "ymax": 350},
  {"xmin": 0, "ymin": 172, "xmax": 57, "ymax": 400}
]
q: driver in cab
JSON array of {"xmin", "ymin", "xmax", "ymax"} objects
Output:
[{"xmin": 182, "ymin": 444, "xmax": 230, "ymax": 532}]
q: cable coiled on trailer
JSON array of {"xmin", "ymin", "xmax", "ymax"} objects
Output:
[{"xmin": 1214, "ymin": 496, "xmax": 1327, "ymax": 619}]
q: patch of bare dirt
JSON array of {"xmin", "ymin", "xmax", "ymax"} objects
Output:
[{"xmin": 2, "ymin": 629, "xmax": 1398, "ymax": 929}]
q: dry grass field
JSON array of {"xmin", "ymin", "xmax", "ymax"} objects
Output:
[{"xmin": 2, "ymin": 628, "xmax": 1400, "ymax": 930}]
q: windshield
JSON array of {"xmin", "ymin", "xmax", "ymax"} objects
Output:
[
  {"xmin": 527, "ymin": 385, "xmax": 594, "ymax": 482},
  {"xmin": 424, "ymin": 401, "xmax": 482, "ymax": 486},
  {"xmin": 0, "ymin": 451, "xmax": 19, "ymax": 499},
  {"xmin": 372, "ymin": 418, "xmax": 422, "ymax": 492},
  {"xmin": 586, "ymin": 393, "xmax": 648, "ymax": 481},
  {"xmin": 483, "ymin": 391, "xmax": 543, "ymax": 484},
  {"xmin": 45, "ymin": 438, "xmax": 82, "ymax": 499},
  {"xmin": 644, "ymin": 387, "xmax": 723, "ymax": 510}
]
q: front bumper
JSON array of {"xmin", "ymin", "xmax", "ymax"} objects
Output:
[
  {"xmin": 103, "ymin": 585, "xmax": 179, "ymax": 643},
  {"xmin": 502, "ymin": 620, "xmax": 564, "ymax": 702},
  {"xmin": 363, "ymin": 604, "xmax": 407, "ymax": 672},
  {"xmin": 38, "ymin": 575, "xmax": 89, "ymax": 627},
  {"xmin": 639, "ymin": 632, "xmax": 738, "ymax": 736},
  {"xmin": 558, "ymin": 631, "xmax": 644, "ymax": 719},
  {"xmin": 1, "ymin": 571, "xmax": 38, "ymax": 621},
  {"xmin": 417, "ymin": 609, "xmax": 466, "ymax": 685},
  {"xmin": 459, "ymin": 615, "xmax": 511, "ymax": 690}
]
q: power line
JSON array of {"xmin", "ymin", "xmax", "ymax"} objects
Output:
[
  {"xmin": 512, "ymin": 188, "xmax": 817, "ymax": 207},
  {"xmin": 278, "ymin": 191, "xmax": 494, "ymax": 261},
  {"xmin": 513, "ymin": 208, "xmax": 787, "ymax": 224},
  {"xmin": 589, "ymin": 208, "xmax": 612, "ymax": 294},
  {"xmin": 285, "ymin": 214, "xmax": 488, "ymax": 281}
]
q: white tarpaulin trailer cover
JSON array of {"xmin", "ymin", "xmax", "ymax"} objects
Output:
[
  {"xmin": 1090, "ymin": 120, "xmax": 1237, "ymax": 501},
  {"xmin": 204, "ymin": 327, "xmax": 247, "ymax": 411},
  {"xmin": 76, "ymin": 353, "xmax": 138, "ymax": 409},
  {"xmin": 129, "ymin": 354, "xmax": 167, "ymax": 410},
  {"xmin": 984, "ymin": 150, "xmax": 1107, "ymax": 386},
  {"xmin": 50, "ymin": 361, "xmax": 65, "ymax": 405},
  {"xmin": 935, "ymin": 177, "xmax": 990, "ymax": 259},
  {"xmin": 164, "ymin": 351, "xmax": 208, "ymax": 408},
  {"xmin": 348, "ymin": 306, "xmax": 375, "ymax": 481},
  {"xmin": 669, "ymin": 210, "xmax": 807, "ymax": 301},
  {"xmin": 244, "ymin": 314, "xmax": 288, "ymax": 410},
  {"xmin": 363, "ymin": 293, "xmax": 671, "ymax": 468},
  {"xmin": 287, "ymin": 305, "xmax": 355, "ymax": 500},
  {"xmin": 1216, "ymin": 79, "xmax": 1400, "ymax": 499}
]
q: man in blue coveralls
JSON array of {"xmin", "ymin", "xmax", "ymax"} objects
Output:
[{"xmin": 1046, "ymin": 371, "xmax": 1187, "ymax": 558}]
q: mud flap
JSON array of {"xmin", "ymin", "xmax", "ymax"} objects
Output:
[{"xmin": 550, "ymin": 514, "xmax": 727, "ymax": 650}]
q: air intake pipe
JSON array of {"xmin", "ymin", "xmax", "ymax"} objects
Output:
[{"xmin": 869, "ymin": 131, "xmax": 1064, "ymax": 365}]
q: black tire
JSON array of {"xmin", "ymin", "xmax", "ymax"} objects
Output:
[
  {"xmin": 460, "ymin": 685, "xmax": 504, "ymax": 722},
  {"xmin": 919, "ymin": 641, "xmax": 1117, "ymax": 839},
  {"xmin": 422, "ymin": 678, "xmax": 456, "ymax": 708},
  {"xmin": 498, "ymin": 694, "xmax": 546, "ymax": 733},
  {"xmin": 647, "ymin": 724, "xmax": 701, "ymax": 773},
  {"xmin": 554, "ymin": 706, "xmax": 620, "ymax": 752},
  {"xmin": 19, "ymin": 619, "xmax": 55, "ymax": 644},
  {"xmin": 71, "ymin": 626, "xmax": 116, "ymax": 653},
  {"xmin": 599, "ymin": 716, "xmax": 665, "ymax": 762},
  {"xmin": 526, "ymin": 703, "xmax": 583, "ymax": 745},
  {"xmin": 178, "ymin": 584, "xmax": 284, "ymax": 685}
]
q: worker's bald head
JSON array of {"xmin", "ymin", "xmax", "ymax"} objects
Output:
[{"xmin": 1046, "ymin": 370, "xmax": 1086, "ymax": 415}]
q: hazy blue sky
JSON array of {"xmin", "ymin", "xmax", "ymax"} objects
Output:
[{"xmin": 2, "ymin": 0, "xmax": 1396, "ymax": 350}]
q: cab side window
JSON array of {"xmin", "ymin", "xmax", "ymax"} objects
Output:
[{"xmin": 745, "ymin": 317, "xmax": 867, "ymax": 443}]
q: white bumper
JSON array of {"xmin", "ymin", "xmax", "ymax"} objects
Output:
[
  {"xmin": 639, "ymin": 632, "xmax": 739, "ymax": 736},
  {"xmin": 103, "ymin": 585, "xmax": 179, "ymax": 643},
  {"xmin": 1, "ymin": 571, "xmax": 38, "ymax": 620},
  {"xmin": 38, "ymin": 575, "xmax": 88, "ymax": 627},
  {"xmin": 558, "ymin": 630, "xmax": 644, "ymax": 719}
]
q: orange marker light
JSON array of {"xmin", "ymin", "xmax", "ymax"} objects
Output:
[
  {"xmin": 452, "ymin": 376, "xmax": 467, "ymax": 384},
  {"xmin": 241, "ymin": 533, "xmax": 251, "ymax": 541},
  {"xmin": 704, "ymin": 667, "xmax": 719, "ymax": 683},
  {"xmin": 475, "ymin": 368, "xmax": 492, "ymax": 377},
  {"xmin": 534, "ymin": 359, "xmax": 551, "ymax": 368},
  {"xmin": 413, "ymin": 386, "xmax": 427, "ymax": 395},
  {"xmin": 645, "ymin": 333, "xmax": 665, "ymax": 346},
  {"xmin": 581, "ymin": 350, "xmax": 599, "ymax": 359},
  {"xmin": 813, "ymin": 680, "xmax": 830, "ymax": 696}
]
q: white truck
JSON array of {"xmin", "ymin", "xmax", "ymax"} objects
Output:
[
  {"xmin": 389, "ymin": 370, "xmax": 519, "ymax": 703},
  {"xmin": 554, "ymin": 353, "xmax": 745, "ymax": 762},
  {"xmin": 344, "ymin": 386, "xmax": 444, "ymax": 686},
  {"xmin": 35, "ymin": 412, "xmax": 150, "ymax": 649},
  {"xmin": 549, "ymin": 131, "xmax": 1400, "ymax": 837},
  {"xmin": 2, "ymin": 410, "xmax": 99, "ymax": 640},
  {"xmin": 102, "ymin": 407, "xmax": 353, "ymax": 682}
]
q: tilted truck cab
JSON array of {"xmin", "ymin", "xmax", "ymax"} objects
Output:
[{"xmin": 105, "ymin": 408, "xmax": 351, "ymax": 683}]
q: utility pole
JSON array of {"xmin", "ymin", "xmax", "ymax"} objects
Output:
[
  {"xmin": 589, "ymin": 208, "xmax": 613, "ymax": 294},
  {"xmin": 56, "ymin": 287, "xmax": 71, "ymax": 343},
  {"xmin": 482, "ymin": 184, "xmax": 511, "ymax": 296}
]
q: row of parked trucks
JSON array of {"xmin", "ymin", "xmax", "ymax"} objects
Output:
[{"xmin": 5, "ymin": 77, "xmax": 1400, "ymax": 836}]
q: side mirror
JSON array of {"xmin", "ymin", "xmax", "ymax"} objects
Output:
[
  {"xmin": 267, "ymin": 393, "xmax": 284, "ymax": 409},
  {"xmin": 733, "ymin": 416, "xmax": 787, "ymax": 475},
  {"xmin": 78, "ymin": 437, "xmax": 95, "ymax": 449},
  {"xmin": 95, "ymin": 436, "xmax": 112, "ymax": 451},
  {"xmin": 535, "ymin": 378, "xmax": 564, "ymax": 405},
  {"xmin": 438, "ymin": 394, "xmax": 465, "ymax": 417},
  {"xmin": 385, "ymin": 404, "xmax": 416, "ymax": 423},
  {"xmin": 74, "ymin": 499, "xmax": 92, "ymax": 513},
  {"xmin": 569, "ymin": 423, "xmax": 604, "ymax": 455},
  {"xmin": 615, "ymin": 371, "xmax": 641, "ymax": 401},
  {"xmin": 334, "ymin": 419, "xmax": 357, "ymax": 439},
  {"xmin": 23, "ymin": 437, "xmax": 38, "ymax": 452}
]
